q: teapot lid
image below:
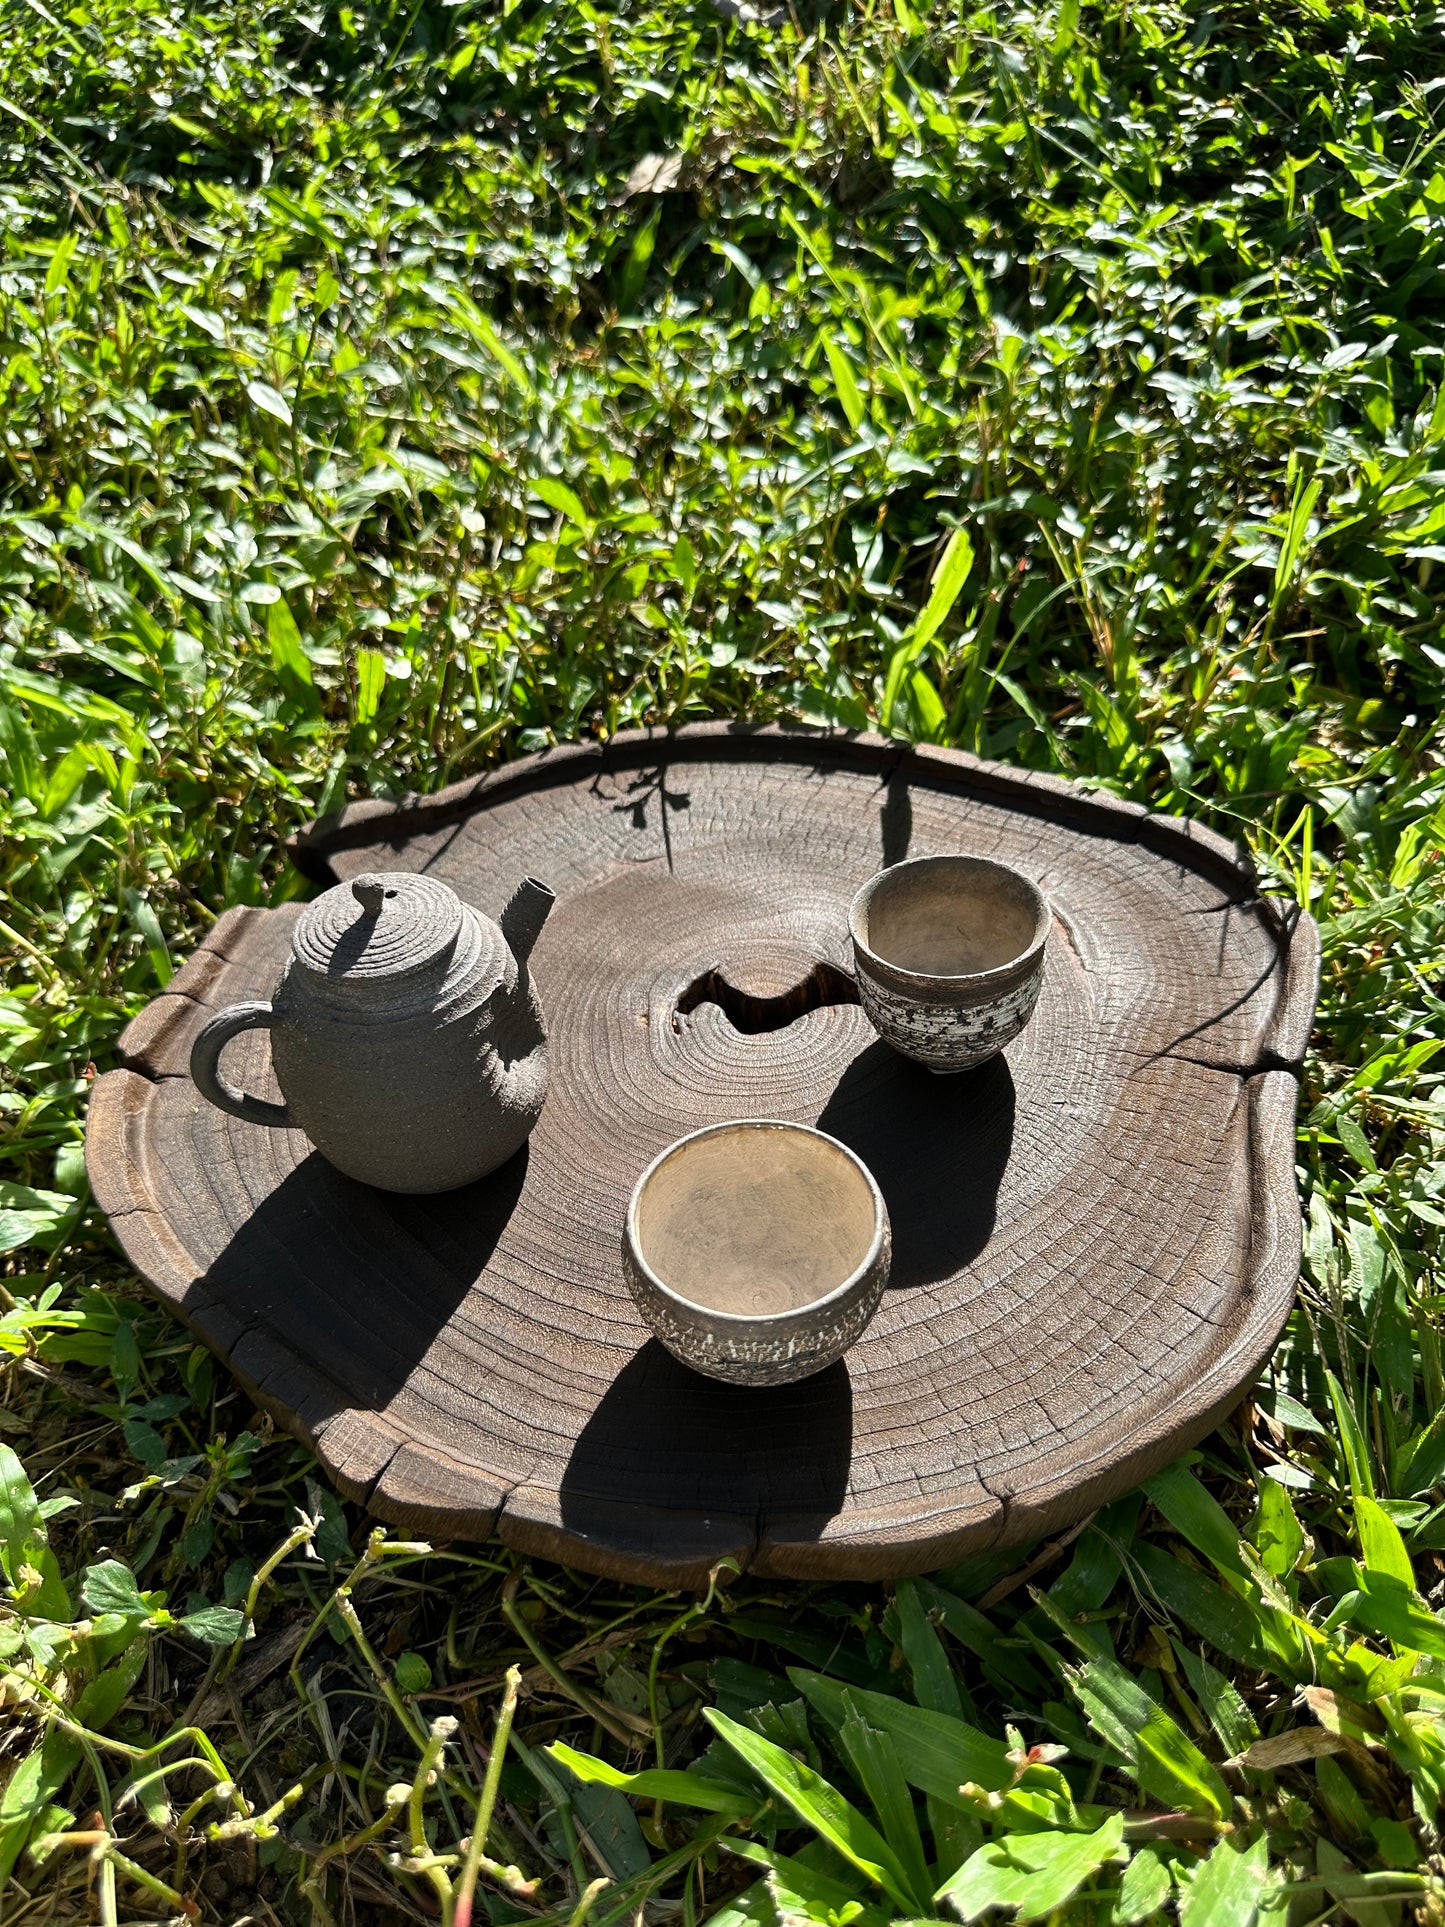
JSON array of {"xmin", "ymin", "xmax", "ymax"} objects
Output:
[{"xmin": 293, "ymin": 871, "xmax": 466, "ymax": 986}]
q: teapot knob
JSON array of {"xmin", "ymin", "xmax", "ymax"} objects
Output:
[{"xmin": 352, "ymin": 875, "xmax": 392, "ymax": 917}]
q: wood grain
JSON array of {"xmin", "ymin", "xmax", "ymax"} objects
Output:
[{"xmin": 86, "ymin": 726, "xmax": 1319, "ymax": 1584}]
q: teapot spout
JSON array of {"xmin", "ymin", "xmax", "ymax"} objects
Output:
[{"xmin": 499, "ymin": 876, "xmax": 556, "ymax": 966}]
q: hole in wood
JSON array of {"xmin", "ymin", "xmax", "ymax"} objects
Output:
[{"xmin": 675, "ymin": 960, "xmax": 861, "ymax": 1035}]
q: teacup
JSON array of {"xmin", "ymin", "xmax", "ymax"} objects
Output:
[
  {"xmin": 622, "ymin": 1120, "xmax": 890, "ymax": 1385},
  {"xmin": 848, "ymin": 854, "xmax": 1049, "ymax": 1072}
]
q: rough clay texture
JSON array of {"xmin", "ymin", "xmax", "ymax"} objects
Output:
[
  {"xmin": 620, "ymin": 1234, "xmax": 891, "ymax": 1388},
  {"xmin": 85, "ymin": 725, "xmax": 1320, "ymax": 1586},
  {"xmin": 854, "ymin": 967, "xmax": 1045, "ymax": 1073},
  {"xmin": 622, "ymin": 1124, "xmax": 891, "ymax": 1387},
  {"xmin": 849, "ymin": 856, "xmax": 1049, "ymax": 1071},
  {"xmin": 266, "ymin": 878, "xmax": 550, "ymax": 1194}
]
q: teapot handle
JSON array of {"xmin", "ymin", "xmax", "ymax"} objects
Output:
[{"xmin": 190, "ymin": 1003, "xmax": 294, "ymax": 1129}]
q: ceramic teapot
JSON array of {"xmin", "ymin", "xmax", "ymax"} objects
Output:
[{"xmin": 189, "ymin": 870, "xmax": 554, "ymax": 1193}]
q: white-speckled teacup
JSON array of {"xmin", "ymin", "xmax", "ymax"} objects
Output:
[
  {"xmin": 622, "ymin": 1120, "xmax": 890, "ymax": 1385},
  {"xmin": 849, "ymin": 855, "xmax": 1049, "ymax": 1072}
]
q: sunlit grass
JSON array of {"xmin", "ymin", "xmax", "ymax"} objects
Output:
[{"xmin": 2, "ymin": 0, "xmax": 1445, "ymax": 1919}]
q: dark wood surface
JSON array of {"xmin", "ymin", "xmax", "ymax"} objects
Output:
[{"xmin": 86, "ymin": 726, "xmax": 1319, "ymax": 1585}]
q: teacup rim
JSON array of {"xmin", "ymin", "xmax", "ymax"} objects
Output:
[
  {"xmin": 849, "ymin": 853, "xmax": 1050, "ymax": 988},
  {"xmin": 625, "ymin": 1118, "xmax": 889, "ymax": 1328}
]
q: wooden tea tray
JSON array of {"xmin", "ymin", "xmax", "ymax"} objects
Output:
[{"xmin": 87, "ymin": 727, "xmax": 1318, "ymax": 1585}]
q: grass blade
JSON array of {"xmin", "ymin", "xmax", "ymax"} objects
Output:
[
  {"xmin": 1065, "ymin": 1657, "xmax": 1230, "ymax": 1820},
  {"xmin": 838, "ymin": 1696, "xmax": 933, "ymax": 1914},
  {"xmin": 895, "ymin": 1578, "xmax": 964, "ymax": 1718},
  {"xmin": 1178, "ymin": 1830, "xmax": 1269, "ymax": 1925},
  {"xmin": 1143, "ymin": 1462, "xmax": 1249, "ymax": 1581},
  {"xmin": 790, "ymin": 1672, "xmax": 1014, "ymax": 1802},
  {"xmin": 1327, "ymin": 1371, "xmax": 1376, "ymax": 1503},
  {"xmin": 704, "ymin": 1709, "xmax": 918, "ymax": 1911},
  {"xmin": 546, "ymin": 1745, "xmax": 758, "ymax": 1818},
  {"xmin": 881, "ymin": 526, "xmax": 974, "ymax": 729}
]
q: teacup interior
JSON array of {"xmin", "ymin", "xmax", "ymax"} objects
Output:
[
  {"xmin": 861, "ymin": 858, "xmax": 1042, "ymax": 978},
  {"xmin": 635, "ymin": 1126, "xmax": 878, "ymax": 1318}
]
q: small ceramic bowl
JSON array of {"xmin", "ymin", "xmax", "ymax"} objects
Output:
[
  {"xmin": 849, "ymin": 854, "xmax": 1049, "ymax": 1072},
  {"xmin": 622, "ymin": 1120, "xmax": 890, "ymax": 1386}
]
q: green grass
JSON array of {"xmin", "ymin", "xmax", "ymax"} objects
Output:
[{"xmin": 3, "ymin": 0, "xmax": 1445, "ymax": 1919}]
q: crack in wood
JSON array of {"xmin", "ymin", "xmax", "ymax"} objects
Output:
[{"xmin": 1157, "ymin": 1049, "xmax": 1306, "ymax": 1079}]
